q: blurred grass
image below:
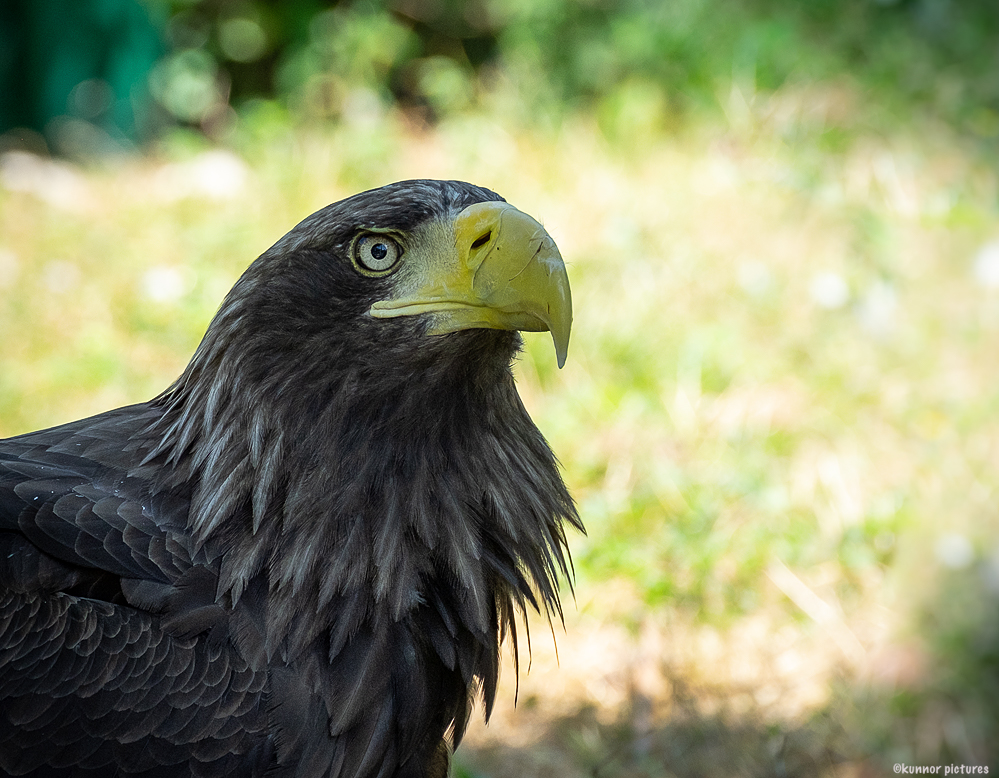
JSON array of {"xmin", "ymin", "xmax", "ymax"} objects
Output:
[{"xmin": 3, "ymin": 76, "xmax": 999, "ymax": 773}]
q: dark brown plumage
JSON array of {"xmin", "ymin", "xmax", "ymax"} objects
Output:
[{"xmin": 0, "ymin": 180, "xmax": 581, "ymax": 777}]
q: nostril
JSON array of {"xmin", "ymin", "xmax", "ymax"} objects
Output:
[{"xmin": 470, "ymin": 231, "xmax": 492, "ymax": 250}]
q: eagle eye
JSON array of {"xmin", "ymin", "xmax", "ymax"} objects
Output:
[{"xmin": 353, "ymin": 233, "xmax": 402, "ymax": 275}]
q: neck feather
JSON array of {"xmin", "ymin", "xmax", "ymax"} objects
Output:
[{"xmin": 142, "ymin": 323, "xmax": 580, "ymax": 662}]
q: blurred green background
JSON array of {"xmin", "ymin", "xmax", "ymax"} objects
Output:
[{"xmin": 3, "ymin": 0, "xmax": 999, "ymax": 775}]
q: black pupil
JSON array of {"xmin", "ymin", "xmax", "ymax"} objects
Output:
[{"xmin": 370, "ymin": 243, "xmax": 389, "ymax": 261}]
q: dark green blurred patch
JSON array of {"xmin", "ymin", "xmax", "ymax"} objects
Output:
[{"xmin": 0, "ymin": 0, "xmax": 165, "ymax": 153}]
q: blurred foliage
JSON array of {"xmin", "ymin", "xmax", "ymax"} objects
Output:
[
  {"xmin": 143, "ymin": 0, "xmax": 999, "ymax": 139},
  {"xmin": 6, "ymin": 0, "xmax": 999, "ymax": 152}
]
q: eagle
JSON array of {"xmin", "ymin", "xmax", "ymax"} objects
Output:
[{"xmin": 0, "ymin": 180, "xmax": 581, "ymax": 777}]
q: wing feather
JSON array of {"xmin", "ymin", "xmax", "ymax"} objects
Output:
[{"xmin": 0, "ymin": 406, "xmax": 274, "ymax": 775}]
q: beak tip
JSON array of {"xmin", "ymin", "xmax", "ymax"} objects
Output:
[{"xmin": 553, "ymin": 332, "xmax": 569, "ymax": 369}]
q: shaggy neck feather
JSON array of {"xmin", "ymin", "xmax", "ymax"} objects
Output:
[{"xmin": 144, "ymin": 320, "xmax": 579, "ymax": 662}]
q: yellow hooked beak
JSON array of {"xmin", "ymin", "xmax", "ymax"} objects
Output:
[{"xmin": 369, "ymin": 200, "xmax": 572, "ymax": 367}]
